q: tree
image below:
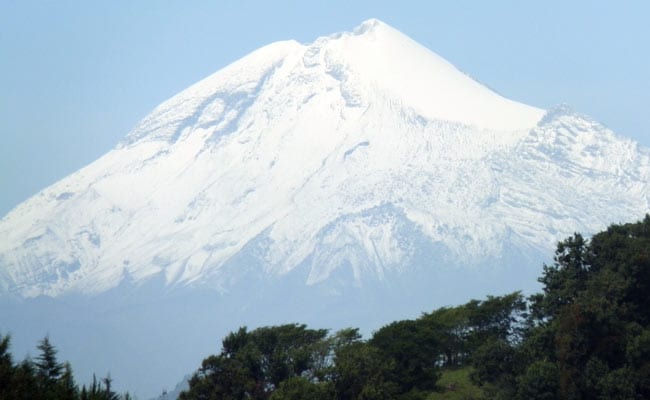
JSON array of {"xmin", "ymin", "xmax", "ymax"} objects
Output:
[
  {"xmin": 421, "ymin": 306, "xmax": 469, "ymax": 367},
  {"xmin": 34, "ymin": 336, "xmax": 64, "ymax": 387},
  {"xmin": 515, "ymin": 360, "xmax": 559, "ymax": 400},
  {"xmin": 0, "ymin": 334, "xmax": 14, "ymax": 399},
  {"xmin": 80, "ymin": 373, "xmax": 125, "ymax": 400},
  {"xmin": 12, "ymin": 359, "xmax": 40, "ymax": 400},
  {"xmin": 369, "ymin": 319, "xmax": 439, "ymax": 396},
  {"xmin": 181, "ymin": 324, "xmax": 330, "ymax": 400},
  {"xmin": 470, "ymin": 337, "xmax": 518, "ymax": 396},
  {"xmin": 466, "ymin": 292, "xmax": 527, "ymax": 346},
  {"xmin": 310, "ymin": 328, "xmax": 363, "ymax": 382},
  {"xmin": 0, "ymin": 334, "xmax": 132, "ymax": 400},
  {"xmin": 53, "ymin": 362, "xmax": 78, "ymax": 400},
  {"xmin": 332, "ymin": 342, "xmax": 397, "ymax": 400},
  {"xmin": 475, "ymin": 216, "xmax": 650, "ymax": 400},
  {"xmin": 530, "ymin": 233, "xmax": 591, "ymax": 323}
]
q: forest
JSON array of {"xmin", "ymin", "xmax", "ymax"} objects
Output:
[
  {"xmin": 0, "ymin": 334, "xmax": 131, "ymax": 400},
  {"xmin": 2, "ymin": 215, "xmax": 649, "ymax": 399}
]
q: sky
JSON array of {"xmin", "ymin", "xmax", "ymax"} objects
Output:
[{"xmin": 1, "ymin": 0, "xmax": 649, "ymax": 217}]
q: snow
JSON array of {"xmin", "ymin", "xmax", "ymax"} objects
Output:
[
  {"xmin": 323, "ymin": 18, "xmax": 544, "ymax": 131},
  {"xmin": 0, "ymin": 20, "xmax": 649, "ymax": 298}
]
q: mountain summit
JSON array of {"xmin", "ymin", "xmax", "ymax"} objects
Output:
[
  {"xmin": 0, "ymin": 19, "xmax": 647, "ymax": 299},
  {"xmin": 1, "ymin": 20, "xmax": 649, "ymax": 397}
]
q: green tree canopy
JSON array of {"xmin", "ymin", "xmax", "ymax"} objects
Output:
[{"xmin": 473, "ymin": 215, "xmax": 650, "ymax": 400}]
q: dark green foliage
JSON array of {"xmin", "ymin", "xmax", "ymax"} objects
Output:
[
  {"xmin": 55, "ymin": 363, "xmax": 78, "ymax": 400},
  {"xmin": 369, "ymin": 319, "xmax": 439, "ymax": 395},
  {"xmin": 333, "ymin": 341, "xmax": 398, "ymax": 400},
  {"xmin": 0, "ymin": 334, "xmax": 130, "ymax": 400},
  {"xmin": 79, "ymin": 374, "xmax": 123, "ymax": 400},
  {"xmin": 516, "ymin": 361, "xmax": 559, "ymax": 400},
  {"xmin": 35, "ymin": 335, "xmax": 67, "ymax": 399},
  {"xmin": 470, "ymin": 338, "xmax": 517, "ymax": 386},
  {"xmin": 12, "ymin": 359, "xmax": 40, "ymax": 400},
  {"xmin": 181, "ymin": 292, "xmax": 528, "ymax": 400},
  {"xmin": 180, "ymin": 324, "xmax": 331, "ymax": 400},
  {"xmin": 465, "ymin": 292, "xmax": 527, "ymax": 345},
  {"xmin": 420, "ymin": 291, "xmax": 526, "ymax": 369},
  {"xmin": 35, "ymin": 336, "xmax": 63, "ymax": 385},
  {"xmin": 0, "ymin": 335, "xmax": 13, "ymax": 398},
  {"xmin": 472, "ymin": 215, "xmax": 650, "ymax": 400},
  {"xmin": 421, "ymin": 306, "xmax": 468, "ymax": 367}
]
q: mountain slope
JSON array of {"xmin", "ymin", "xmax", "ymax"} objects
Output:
[{"xmin": 1, "ymin": 20, "xmax": 648, "ymax": 299}]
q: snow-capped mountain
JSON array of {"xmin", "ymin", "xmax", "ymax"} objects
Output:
[
  {"xmin": 1, "ymin": 20, "xmax": 647, "ymax": 299},
  {"xmin": 1, "ymin": 19, "xmax": 649, "ymax": 397}
]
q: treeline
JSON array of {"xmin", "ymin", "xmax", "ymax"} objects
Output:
[
  {"xmin": 482, "ymin": 214, "xmax": 650, "ymax": 400},
  {"xmin": 179, "ymin": 293, "xmax": 524, "ymax": 400},
  {"xmin": 180, "ymin": 215, "xmax": 650, "ymax": 400},
  {"xmin": 0, "ymin": 335, "xmax": 131, "ymax": 400}
]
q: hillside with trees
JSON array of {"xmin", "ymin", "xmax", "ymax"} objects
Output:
[
  {"xmin": 180, "ymin": 215, "xmax": 650, "ymax": 399},
  {"xmin": 474, "ymin": 214, "xmax": 650, "ymax": 399}
]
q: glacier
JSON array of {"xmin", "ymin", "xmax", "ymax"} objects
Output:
[{"xmin": 1, "ymin": 19, "xmax": 649, "ymax": 398}]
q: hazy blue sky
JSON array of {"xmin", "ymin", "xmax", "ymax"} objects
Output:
[{"xmin": 1, "ymin": 0, "xmax": 649, "ymax": 216}]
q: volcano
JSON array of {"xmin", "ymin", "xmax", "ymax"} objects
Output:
[{"xmin": 1, "ymin": 19, "xmax": 648, "ymax": 397}]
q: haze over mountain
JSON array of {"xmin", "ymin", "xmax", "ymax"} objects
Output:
[{"xmin": 1, "ymin": 20, "xmax": 648, "ymax": 398}]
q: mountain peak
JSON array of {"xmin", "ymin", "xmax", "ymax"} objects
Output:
[
  {"xmin": 127, "ymin": 18, "xmax": 545, "ymax": 148},
  {"xmin": 352, "ymin": 18, "xmax": 386, "ymax": 35},
  {"xmin": 304, "ymin": 20, "xmax": 545, "ymax": 131}
]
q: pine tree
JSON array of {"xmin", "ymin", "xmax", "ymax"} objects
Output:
[
  {"xmin": 0, "ymin": 334, "xmax": 14, "ymax": 399},
  {"xmin": 12, "ymin": 359, "xmax": 39, "ymax": 400},
  {"xmin": 55, "ymin": 362, "xmax": 78, "ymax": 400},
  {"xmin": 34, "ymin": 336, "xmax": 63, "ymax": 385}
]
